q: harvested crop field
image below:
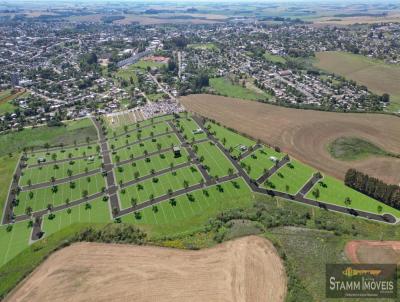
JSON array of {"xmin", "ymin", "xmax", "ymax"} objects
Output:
[
  {"xmin": 6, "ymin": 236, "xmax": 286, "ymax": 302},
  {"xmin": 345, "ymin": 240, "xmax": 400, "ymax": 264},
  {"xmin": 180, "ymin": 94, "xmax": 400, "ymax": 184}
]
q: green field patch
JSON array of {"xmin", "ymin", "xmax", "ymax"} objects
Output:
[
  {"xmin": 328, "ymin": 136, "xmax": 391, "ymax": 161},
  {"xmin": 20, "ymin": 156, "xmax": 103, "ymax": 186},
  {"xmin": 188, "ymin": 43, "xmax": 218, "ymax": 50},
  {"xmin": 107, "ymin": 114, "xmax": 172, "ymax": 138},
  {"xmin": 0, "ymin": 221, "xmax": 31, "ymax": 266},
  {"xmin": 195, "ymin": 141, "xmax": 236, "ymax": 178},
  {"xmin": 205, "ymin": 122, "xmax": 255, "ymax": 157},
  {"xmin": 176, "ymin": 117, "xmax": 207, "ymax": 142},
  {"xmin": 241, "ymin": 147, "xmax": 284, "ymax": 180},
  {"xmin": 14, "ymin": 173, "xmax": 106, "ymax": 215},
  {"xmin": 119, "ymin": 165, "xmax": 203, "ymax": 209},
  {"xmin": 25, "ymin": 144, "xmax": 99, "ymax": 166},
  {"xmin": 146, "ymin": 93, "xmax": 164, "ymax": 102},
  {"xmin": 112, "ymin": 133, "xmax": 181, "ymax": 163},
  {"xmin": 115, "ymin": 148, "xmax": 190, "ymax": 184},
  {"xmin": 306, "ymin": 175, "xmax": 400, "ymax": 218},
  {"xmin": 210, "ymin": 77, "xmax": 269, "ymax": 101},
  {"xmin": 109, "ymin": 121, "xmax": 171, "ymax": 149},
  {"xmin": 133, "ymin": 59, "xmax": 166, "ymax": 70},
  {"xmin": 264, "ymin": 160, "xmax": 316, "ymax": 194},
  {"xmin": 115, "ymin": 65, "xmax": 138, "ymax": 83},
  {"xmin": 263, "ymin": 52, "xmax": 286, "ymax": 64},
  {"xmin": 122, "ymin": 178, "xmax": 253, "ymax": 235},
  {"xmin": 42, "ymin": 198, "xmax": 111, "ymax": 237},
  {"xmin": 0, "ymin": 118, "xmax": 98, "ymax": 157}
]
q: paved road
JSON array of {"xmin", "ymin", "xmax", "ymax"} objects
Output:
[
  {"xmin": 112, "ymin": 118, "xmax": 173, "ymax": 139},
  {"xmin": 113, "ymin": 130, "xmax": 174, "ymax": 152},
  {"xmin": 237, "ymin": 144, "xmax": 262, "ymax": 160},
  {"xmin": 2, "ymin": 156, "xmax": 23, "ymax": 225},
  {"xmin": 27, "ymin": 154, "xmax": 92, "ymax": 168},
  {"xmin": 92, "ymin": 117, "xmax": 120, "ymax": 216},
  {"xmin": 297, "ymin": 173, "xmax": 323, "ymax": 196}
]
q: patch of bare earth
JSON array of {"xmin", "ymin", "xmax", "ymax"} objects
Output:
[
  {"xmin": 6, "ymin": 236, "xmax": 286, "ymax": 302},
  {"xmin": 180, "ymin": 94, "xmax": 400, "ymax": 184},
  {"xmin": 345, "ymin": 240, "xmax": 400, "ymax": 264}
]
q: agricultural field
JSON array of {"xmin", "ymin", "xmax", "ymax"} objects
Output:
[
  {"xmin": 181, "ymin": 94, "xmax": 400, "ymax": 185},
  {"xmin": 209, "ymin": 77, "xmax": 270, "ymax": 101},
  {"xmin": 315, "ymin": 51, "xmax": 400, "ymax": 112}
]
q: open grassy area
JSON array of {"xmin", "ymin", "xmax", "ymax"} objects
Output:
[
  {"xmin": 209, "ymin": 77, "xmax": 269, "ymax": 101},
  {"xmin": 315, "ymin": 51, "xmax": 400, "ymax": 112},
  {"xmin": 14, "ymin": 173, "xmax": 105, "ymax": 215},
  {"xmin": 195, "ymin": 141, "xmax": 236, "ymax": 178},
  {"xmin": 20, "ymin": 156, "xmax": 102, "ymax": 186},
  {"xmin": 122, "ymin": 178, "xmax": 253, "ymax": 235},
  {"xmin": 0, "ymin": 89, "xmax": 27, "ymax": 115},
  {"xmin": 0, "ymin": 118, "xmax": 97, "ymax": 157},
  {"xmin": 42, "ymin": 198, "xmax": 111, "ymax": 237},
  {"xmin": 263, "ymin": 52, "xmax": 286, "ymax": 64},
  {"xmin": 115, "ymin": 148, "xmax": 190, "ymax": 184},
  {"xmin": 241, "ymin": 147, "xmax": 284, "ymax": 180},
  {"xmin": 0, "ymin": 155, "xmax": 18, "ymax": 217},
  {"xmin": 206, "ymin": 121, "xmax": 255, "ymax": 157},
  {"xmin": 133, "ymin": 59, "xmax": 166, "ymax": 70},
  {"xmin": 25, "ymin": 144, "xmax": 99, "ymax": 166},
  {"xmin": 264, "ymin": 160, "xmax": 316, "ymax": 194},
  {"xmin": 109, "ymin": 122, "xmax": 171, "ymax": 149},
  {"xmin": 119, "ymin": 165, "xmax": 203, "ymax": 209},
  {"xmin": 115, "ymin": 65, "xmax": 138, "ymax": 83},
  {"xmin": 112, "ymin": 133, "xmax": 181, "ymax": 163},
  {"xmin": 328, "ymin": 136, "xmax": 392, "ymax": 161},
  {"xmin": 176, "ymin": 117, "xmax": 207, "ymax": 142},
  {"xmin": 0, "ymin": 221, "xmax": 32, "ymax": 267},
  {"xmin": 306, "ymin": 175, "xmax": 400, "ymax": 219},
  {"xmin": 188, "ymin": 43, "xmax": 218, "ymax": 50}
]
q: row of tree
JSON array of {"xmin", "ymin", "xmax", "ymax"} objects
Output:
[{"xmin": 344, "ymin": 169, "xmax": 400, "ymax": 209}]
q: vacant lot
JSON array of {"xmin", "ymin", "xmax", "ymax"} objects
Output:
[
  {"xmin": 6, "ymin": 236, "xmax": 286, "ymax": 302},
  {"xmin": 180, "ymin": 94, "xmax": 400, "ymax": 184},
  {"xmin": 315, "ymin": 51, "xmax": 400, "ymax": 112},
  {"xmin": 345, "ymin": 240, "xmax": 400, "ymax": 264}
]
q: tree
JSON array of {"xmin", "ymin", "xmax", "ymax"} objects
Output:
[
  {"xmin": 25, "ymin": 206, "xmax": 33, "ymax": 216},
  {"xmin": 47, "ymin": 203, "xmax": 53, "ymax": 212},
  {"xmin": 344, "ymin": 197, "xmax": 352, "ymax": 207}
]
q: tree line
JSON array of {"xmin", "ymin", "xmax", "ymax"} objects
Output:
[{"xmin": 344, "ymin": 169, "xmax": 400, "ymax": 209}]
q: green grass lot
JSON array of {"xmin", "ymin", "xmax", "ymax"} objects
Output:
[
  {"xmin": 112, "ymin": 133, "xmax": 181, "ymax": 163},
  {"xmin": 42, "ymin": 198, "xmax": 111, "ymax": 237},
  {"xmin": 115, "ymin": 148, "xmax": 190, "ymax": 184},
  {"xmin": 20, "ymin": 156, "xmax": 103, "ymax": 186},
  {"xmin": 176, "ymin": 117, "xmax": 208, "ymax": 142},
  {"xmin": 115, "ymin": 65, "xmax": 138, "ymax": 83},
  {"xmin": 0, "ymin": 89, "xmax": 26, "ymax": 115},
  {"xmin": 122, "ymin": 178, "xmax": 253, "ymax": 235},
  {"xmin": 263, "ymin": 52, "xmax": 286, "ymax": 64},
  {"xmin": 0, "ymin": 102, "xmax": 16, "ymax": 115},
  {"xmin": 25, "ymin": 144, "xmax": 99, "ymax": 166},
  {"xmin": 146, "ymin": 93, "xmax": 164, "ymax": 102},
  {"xmin": 306, "ymin": 175, "xmax": 400, "ymax": 219},
  {"xmin": 206, "ymin": 121, "xmax": 255, "ymax": 157},
  {"xmin": 264, "ymin": 160, "xmax": 316, "ymax": 194},
  {"xmin": 0, "ymin": 118, "xmax": 97, "ymax": 157},
  {"xmin": 119, "ymin": 165, "xmax": 203, "ymax": 209},
  {"xmin": 14, "ymin": 173, "xmax": 106, "ymax": 215},
  {"xmin": 209, "ymin": 77, "xmax": 269, "ymax": 101},
  {"xmin": 241, "ymin": 147, "xmax": 284, "ymax": 180},
  {"xmin": 109, "ymin": 122, "xmax": 171, "ymax": 149},
  {"xmin": 328, "ymin": 136, "xmax": 392, "ymax": 161},
  {"xmin": 314, "ymin": 51, "xmax": 400, "ymax": 112},
  {"xmin": 0, "ymin": 222, "xmax": 32, "ymax": 266},
  {"xmin": 0, "ymin": 155, "xmax": 18, "ymax": 216},
  {"xmin": 107, "ymin": 114, "xmax": 172, "ymax": 138},
  {"xmin": 133, "ymin": 60, "xmax": 166, "ymax": 70},
  {"xmin": 188, "ymin": 43, "xmax": 218, "ymax": 50},
  {"xmin": 195, "ymin": 141, "xmax": 236, "ymax": 178}
]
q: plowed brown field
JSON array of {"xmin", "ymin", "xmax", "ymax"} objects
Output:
[
  {"xmin": 180, "ymin": 94, "xmax": 400, "ymax": 184},
  {"xmin": 345, "ymin": 240, "xmax": 400, "ymax": 264},
  {"xmin": 6, "ymin": 236, "xmax": 286, "ymax": 302}
]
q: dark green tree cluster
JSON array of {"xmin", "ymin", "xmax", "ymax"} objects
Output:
[
  {"xmin": 344, "ymin": 169, "xmax": 400, "ymax": 209},
  {"xmin": 74, "ymin": 224, "xmax": 147, "ymax": 244}
]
